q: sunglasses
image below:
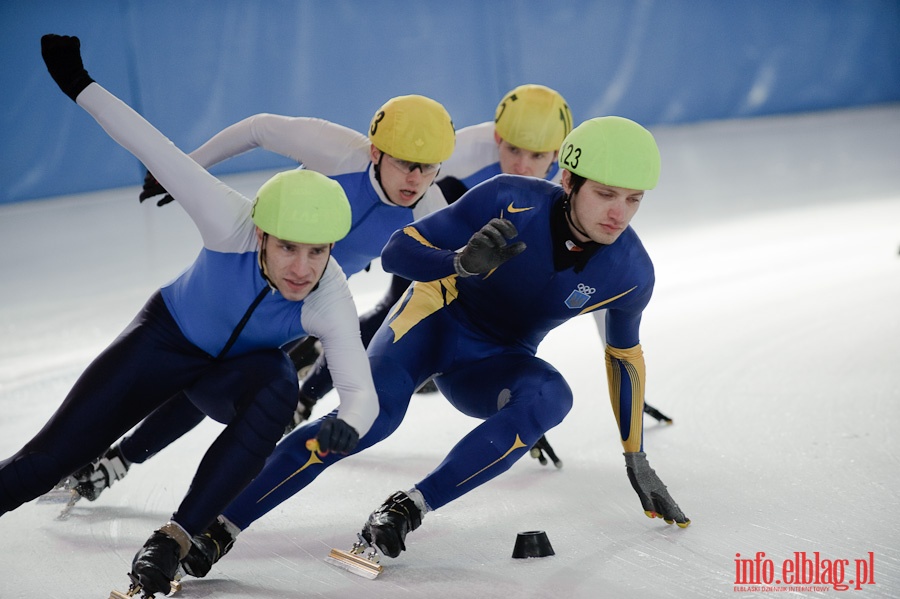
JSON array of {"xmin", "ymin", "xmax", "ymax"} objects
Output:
[{"xmin": 383, "ymin": 154, "xmax": 441, "ymax": 175}]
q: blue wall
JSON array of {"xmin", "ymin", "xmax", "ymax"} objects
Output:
[{"xmin": 2, "ymin": 0, "xmax": 899, "ymax": 204}]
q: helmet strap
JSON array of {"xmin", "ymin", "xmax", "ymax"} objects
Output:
[
  {"xmin": 372, "ymin": 153, "xmax": 396, "ymax": 205},
  {"xmin": 562, "ymin": 193, "xmax": 590, "ymax": 241},
  {"xmin": 371, "ymin": 152, "xmax": 428, "ymax": 210},
  {"xmin": 256, "ymin": 232, "xmax": 277, "ymax": 292}
]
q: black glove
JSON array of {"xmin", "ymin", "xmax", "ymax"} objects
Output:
[
  {"xmin": 139, "ymin": 170, "xmax": 175, "ymax": 206},
  {"xmin": 529, "ymin": 435, "xmax": 562, "ymax": 468},
  {"xmin": 316, "ymin": 417, "xmax": 359, "ymax": 454},
  {"xmin": 40, "ymin": 34, "xmax": 95, "ymax": 102},
  {"xmin": 454, "ymin": 218, "xmax": 526, "ymax": 277},
  {"xmin": 623, "ymin": 452, "xmax": 690, "ymax": 527}
]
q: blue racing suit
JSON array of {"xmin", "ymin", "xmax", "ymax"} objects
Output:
[
  {"xmin": 116, "ymin": 113, "xmax": 448, "ymax": 464},
  {"xmin": 220, "ymin": 173, "xmax": 652, "ymax": 528},
  {"xmin": 0, "ymin": 85, "xmax": 377, "ymax": 534}
]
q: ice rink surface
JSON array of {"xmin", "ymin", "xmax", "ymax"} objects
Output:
[{"xmin": 1, "ymin": 105, "xmax": 899, "ymax": 598}]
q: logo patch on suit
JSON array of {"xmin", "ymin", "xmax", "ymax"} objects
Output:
[{"xmin": 565, "ymin": 283, "xmax": 596, "ymax": 309}]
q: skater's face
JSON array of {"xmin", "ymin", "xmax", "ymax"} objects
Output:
[
  {"xmin": 561, "ymin": 170, "xmax": 643, "ymax": 245},
  {"xmin": 495, "ymin": 131, "xmax": 557, "ymax": 178},
  {"xmin": 371, "ymin": 146, "xmax": 440, "ymax": 207},
  {"xmin": 257, "ymin": 230, "xmax": 331, "ymax": 301}
]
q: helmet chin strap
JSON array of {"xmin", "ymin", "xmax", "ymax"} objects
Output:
[
  {"xmin": 562, "ymin": 193, "xmax": 591, "ymax": 241},
  {"xmin": 257, "ymin": 232, "xmax": 278, "ymax": 292},
  {"xmin": 372, "ymin": 153, "xmax": 428, "ymax": 209}
]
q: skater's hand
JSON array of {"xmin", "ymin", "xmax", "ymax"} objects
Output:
[
  {"xmin": 40, "ymin": 34, "xmax": 94, "ymax": 101},
  {"xmin": 454, "ymin": 218, "xmax": 526, "ymax": 277},
  {"xmin": 529, "ymin": 435, "xmax": 562, "ymax": 468},
  {"xmin": 623, "ymin": 452, "xmax": 690, "ymax": 527},
  {"xmin": 139, "ymin": 170, "xmax": 175, "ymax": 206},
  {"xmin": 316, "ymin": 417, "xmax": 359, "ymax": 454}
]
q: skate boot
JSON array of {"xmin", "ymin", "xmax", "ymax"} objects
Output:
[
  {"xmin": 415, "ymin": 378, "xmax": 438, "ymax": 394},
  {"xmin": 284, "ymin": 390, "xmax": 318, "ymax": 435},
  {"xmin": 131, "ymin": 523, "xmax": 190, "ymax": 596},
  {"xmin": 72, "ymin": 444, "xmax": 130, "ymax": 501},
  {"xmin": 361, "ymin": 491, "xmax": 423, "ymax": 558},
  {"xmin": 181, "ymin": 517, "xmax": 236, "ymax": 578},
  {"xmin": 287, "ymin": 336, "xmax": 322, "ymax": 379}
]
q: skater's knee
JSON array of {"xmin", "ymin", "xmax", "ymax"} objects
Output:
[
  {"xmin": 537, "ymin": 375, "xmax": 573, "ymax": 425},
  {"xmin": 235, "ymin": 379, "xmax": 298, "ymax": 457},
  {"xmin": 506, "ymin": 371, "xmax": 572, "ymax": 430}
]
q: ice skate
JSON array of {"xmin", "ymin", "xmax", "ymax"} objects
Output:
[
  {"xmin": 115, "ymin": 524, "xmax": 190, "ymax": 598},
  {"xmin": 324, "ymin": 532, "xmax": 384, "ymax": 579},
  {"xmin": 108, "ymin": 571, "xmax": 182, "ymax": 599},
  {"xmin": 71, "ymin": 444, "xmax": 131, "ymax": 501},
  {"xmin": 37, "ymin": 476, "xmax": 82, "ymax": 520},
  {"xmin": 284, "ymin": 389, "xmax": 318, "ymax": 435},
  {"xmin": 362, "ymin": 490, "xmax": 423, "ymax": 558},
  {"xmin": 643, "ymin": 401, "xmax": 673, "ymax": 424},
  {"xmin": 37, "ymin": 476, "xmax": 77, "ymax": 503},
  {"xmin": 180, "ymin": 517, "xmax": 236, "ymax": 578},
  {"xmin": 287, "ymin": 336, "xmax": 322, "ymax": 379},
  {"xmin": 324, "ymin": 490, "xmax": 423, "ymax": 579},
  {"xmin": 529, "ymin": 435, "xmax": 563, "ymax": 468},
  {"xmin": 414, "ymin": 378, "xmax": 438, "ymax": 394}
]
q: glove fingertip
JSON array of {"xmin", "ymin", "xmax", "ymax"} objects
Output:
[{"xmin": 676, "ymin": 519, "xmax": 691, "ymax": 528}]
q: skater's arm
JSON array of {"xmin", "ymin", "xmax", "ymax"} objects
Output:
[
  {"xmin": 41, "ymin": 35, "xmax": 253, "ymax": 250},
  {"xmin": 604, "ymin": 300, "xmax": 649, "ymax": 453},
  {"xmin": 381, "ymin": 177, "xmax": 522, "ymax": 282},
  {"xmin": 142, "ymin": 115, "xmax": 370, "ymax": 208},
  {"xmin": 189, "ymin": 114, "xmax": 371, "ymax": 175},
  {"xmin": 77, "ymin": 86, "xmax": 252, "ymax": 249},
  {"xmin": 604, "ymin": 343, "xmax": 646, "ymax": 454},
  {"xmin": 300, "ymin": 259, "xmax": 378, "ymax": 437}
]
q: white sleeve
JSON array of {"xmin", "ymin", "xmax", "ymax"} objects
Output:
[
  {"xmin": 439, "ymin": 121, "xmax": 499, "ymax": 179},
  {"xmin": 76, "ymin": 84, "xmax": 255, "ymax": 252},
  {"xmin": 300, "ymin": 258, "xmax": 379, "ymax": 437},
  {"xmin": 189, "ymin": 114, "xmax": 372, "ymax": 176}
]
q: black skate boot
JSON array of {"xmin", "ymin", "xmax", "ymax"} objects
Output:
[
  {"xmin": 284, "ymin": 390, "xmax": 318, "ymax": 435},
  {"xmin": 361, "ymin": 491, "xmax": 423, "ymax": 558},
  {"xmin": 72, "ymin": 444, "xmax": 130, "ymax": 501},
  {"xmin": 181, "ymin": 517, "xmax": 236, "ymax": 578},
  {"xmin": 415, "ymin": 378, "xmax": 438, "ymax": 394},
  {"xmin": 287, "ymin": 336, "xmax": 322, "ymax": 379},
  {"xmin": 131, "ymin": 524, "xmax": 190, "ymax": 596}
]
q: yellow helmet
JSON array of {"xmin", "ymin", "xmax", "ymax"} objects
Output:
[
  {"xmin": 251, "ymin": 170, "xmax": 352, "ymax": 244},
  {"xmin": 494, "ymin": 84, "xmax": 572, "ymax": 153},
  {"xmin": 368, "ymin": 95, "xmax": 455, "ymax": 164}
]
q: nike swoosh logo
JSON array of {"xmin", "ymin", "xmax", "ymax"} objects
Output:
[{"xmin": 506, "ymin": 202, "xmax": 533, "ymax": 213}]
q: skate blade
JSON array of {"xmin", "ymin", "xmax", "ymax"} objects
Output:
[
  {"xmin": 108, "ymin": 579, "xmax": 180, "ymax": 598},
  {"xmin": 37, "ymin": 487, "xmax": 77, "ymax": 504},
  {"xmin": 55, "ymin": 490, "xmax": 82, "ymax": 521},
  {"xmin": 324, "ymin": 548, "xmax": 383, "ymax": 579}
]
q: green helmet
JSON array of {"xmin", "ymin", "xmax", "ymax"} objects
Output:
[
  {"xmin": 558, "ymin": 117, "xmax": 660, "ymax": 190},
  {"xmin": 494, "ymin": 84, "xmax": 572, "ymax": 153},
  {"xmin": 369, "ymin": 95, "xmax": 456, "ymax": 164},
  {"xmin": 251, "ymin": 170, "xmax": 352, "ymax": 244}
]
